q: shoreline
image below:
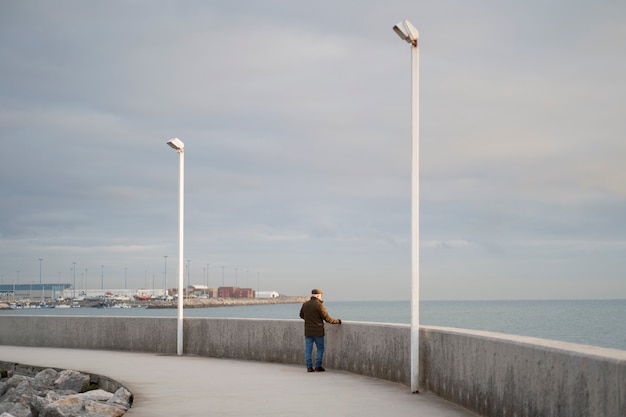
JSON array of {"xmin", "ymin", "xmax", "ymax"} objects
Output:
[
  {"xmin": 0, "ymin": 296, "xmax": 309, "ymax": 311},
  {"xmin": 146, "ymin": 296, "xmax": 309, "ymax": 309}
]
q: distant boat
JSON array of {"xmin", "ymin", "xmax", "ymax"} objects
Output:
[{"xmin": 134, "ymin": 294, "xmax": 152, "ymax": 301}]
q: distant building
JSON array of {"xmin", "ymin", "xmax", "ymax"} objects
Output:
[
  {"xmin": 218, "ymin": 286, "xmax": 235, "ymax": 298},
  {"xmin": 233, "ymin": 287, "xmax": 255, "ymax": 298},
  {"xmin": 217, "ymin": 286, "xmax": 255, "ymax": 299},
  {"xmin": 256, "ymin": 291, "xmax": 280, "ymax": 299},
  {"xmin": 0, "ymin": 283, "xmax": 70, "ymax": 301},
  {"xmin": 189, "ymin": 285, "xmax": 210, "ymax": 296}
]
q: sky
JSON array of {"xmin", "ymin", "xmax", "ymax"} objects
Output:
[{"xmin": 1, "ymin": 0, "xmax": 625, "ymax": 301}]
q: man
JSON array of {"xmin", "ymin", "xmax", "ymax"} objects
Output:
[{"xmin": 299, "ymin": 288, "xmax": 341, "ymax": 372}]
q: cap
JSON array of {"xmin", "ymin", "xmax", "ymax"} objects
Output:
[{"xmin": 311, "ymin": 288, "xmax": 323, "ymax": 295}]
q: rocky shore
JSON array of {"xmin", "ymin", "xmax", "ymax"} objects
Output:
[
  {"xmin": 0, "ymin": 365, "xmax": 132, "ymax": 417},
  {"xmin": 146, "ymin": 295, "xmax": 308, "ymax": 309}
]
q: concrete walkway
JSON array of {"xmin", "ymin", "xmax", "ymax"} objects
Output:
[{"xmin": 0, "ymin": 346, "xmax": 478, "ymax": 417}]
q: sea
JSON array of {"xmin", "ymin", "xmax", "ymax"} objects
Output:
[{"xmin": 2, "ymin": 299, "xmax": 625, "ymax": 351}]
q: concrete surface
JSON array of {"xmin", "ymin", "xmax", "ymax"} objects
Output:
[
  {"xmin": 0, "ymin": 345, "xmax": 478, "ymax": 417},
  {"xmin": 421, "ymin": 326, "xmax": 626, "ymax": 417}
]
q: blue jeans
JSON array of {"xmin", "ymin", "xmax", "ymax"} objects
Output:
[{"xmin": 304, "ymin": 336, "xmax": 325, "ymax": 368}]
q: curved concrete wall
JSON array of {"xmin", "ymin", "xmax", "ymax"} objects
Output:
[
  {"xmin": 0, "ymin": 316, "xmax": 624, "ymax": 417},
  {"xmin": 420, "ymin": 326, "xmax": 626, "ymax": 417}
]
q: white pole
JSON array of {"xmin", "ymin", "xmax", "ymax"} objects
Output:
[
  {"xmin": 164, "ymin": 255, "xmax": 168, "ymax": 291},
  {"xmin": 177, "ymin": 146, "xmax": 185, "ymax": 356},
  {"xmin": 72, "ymin": 262, "xmax": 76, "ymax": 300},
  {"xmin": 393, "ymin": 19, "xmax": 420, "ymax": 393},
  {"xmin": 410, "ymin": 34, "xmax": 420, "ymax": 394}
]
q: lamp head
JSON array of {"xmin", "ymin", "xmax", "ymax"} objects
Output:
[
  {"xmin": 167, "ymin": 138, "xmax": 185, "ymax": 151},
  {"xmin": 393, "ymin": 20, "xmax": 419, "ymax": 46}
]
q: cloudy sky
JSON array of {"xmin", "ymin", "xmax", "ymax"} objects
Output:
[{"xmin": 1, "ymin": 1, "xmax": 625, "ymax": 301}]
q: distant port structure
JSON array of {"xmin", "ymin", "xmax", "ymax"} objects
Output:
[{"xmin": 0, "ymin": 283, "xmax": 278, "ymax": 307}]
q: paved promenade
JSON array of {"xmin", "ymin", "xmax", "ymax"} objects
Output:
[{"xmin": 0, "ymin": 345, "xmax": 478, "ymax": 417}]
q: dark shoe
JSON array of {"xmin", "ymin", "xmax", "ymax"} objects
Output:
[
  {"xmin": 315, "ymin": 367, "xmax": 325, "ymax": 372},
  {"xmin": 307, "ymin": 367, "xmax": 315, "ymax": 373}
]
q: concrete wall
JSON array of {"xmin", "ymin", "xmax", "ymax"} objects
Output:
[
  {"xmin": 0, "ymin": 316, "xmax": 624, "ymax": 417},
  {"xmin": 420, "ymin": 326, "xmax": 626, "ymax": 417},
  {"xmin": 0, "ymin": 316, "xmax": 177, "ymax": 353}
]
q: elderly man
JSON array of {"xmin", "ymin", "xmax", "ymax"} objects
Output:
[{"xmin": 299, "ymin": 288, "xmax": 341, "ymax": 372}]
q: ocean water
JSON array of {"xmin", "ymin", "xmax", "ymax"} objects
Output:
[{"xmin": 2, "ymin": 299, "xmax": 625, "ymax": 351}]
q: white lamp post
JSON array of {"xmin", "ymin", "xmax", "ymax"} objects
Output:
[
  {"xmin": 72, "ymin": 262, "xmax": 76, "ymax": 300},
  {"xmin": 167, "ymin": 137, "xmax": 185, "ymax": 356},
  {"xmin": 163, "ymin": 255, "xmax": 168, "ymax": 292},
  {"xmin": 393, "ymin": 19, "xmax": 420, "ymax": 393},
  {"xmin": 187, "ymin": 259, "xmax": 191, "ymax": 294},
  {"xmin": 39, "ymin": 258, "xmax": 44, "ymax": 302}
]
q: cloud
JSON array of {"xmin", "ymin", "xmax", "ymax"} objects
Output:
[{"xmin": 1, "ymin": 0, "xmax": 625, "ymax": 300}]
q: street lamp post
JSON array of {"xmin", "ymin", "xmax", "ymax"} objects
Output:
[
  {"xmin": 393, "ymin": 19, "xmax": 420, "ymax": 393},
  {"xmin": 186, "ymin": 260, "xmax": 191, "ymax": 295},
  {"xmin": 39, "ymin": 258, "xmax": 44, "ymax": 302},
  {"xmin": 163, "ymin": 255, "xmax": 168, "ymax": 293},
  {"xmin": 72, "ymin": 262, "xmax": 76, "ymax": 300},
  {"xmin": 167, "ymin": 137, "xmax": 185, "ymax": 356}
]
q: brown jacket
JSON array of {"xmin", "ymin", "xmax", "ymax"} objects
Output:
[{"xmin": 299, "ymin": 296, "xmax": 340, "ymax": 337}]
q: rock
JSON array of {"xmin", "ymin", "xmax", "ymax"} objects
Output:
[
  {"xmin": 42, "ymin": 390, "xmax": 62, "ymax": 406},
  {"xmin": 54, "ymin": 370, "xmax": 90, "ymax": 392},
  {"xmin": 77, "ymin": 389, "xmax": 113, "ymax": 402},
  {"xmin": 1, "ymin": 402, "xmax": 30, "ymax": 417},
  {"xmin": 43, "ymin": 395, "xmax": 84, "ymax": 417},
  {"xmin": 106, "ymin": 387, "xmax": 132, "ymax": 410},
  {"xmin": 28, "ymin": 393, "xmax": 51, "ymax": 416},
  {"xmin": 84, "ymin": 400, "xmax": 126, "ymax": 417},
  {"xmin": 1, "ymin": 379, "xmax": 35, "ymax": 409},
  {"xmin": 33, "ymin": 369, "xmax": 58, "ymax": 391},
  {"xmin": 5, "ymin": 376, "xmax": 30, "ymax": 389},
  {"xmin": 0, "ymin": 366, "xmax": 131, "ymax": 417}
]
